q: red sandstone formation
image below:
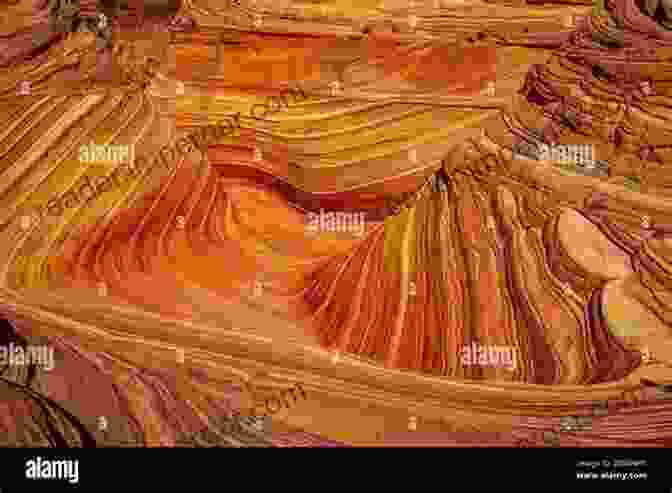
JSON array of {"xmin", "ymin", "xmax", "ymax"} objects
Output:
[{"xmin": 0, "ymin": 0, "xmax": 671, "ymax": 448}]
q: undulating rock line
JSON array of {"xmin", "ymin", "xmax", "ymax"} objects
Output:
[{"xmin": 0, "ymin": 0, "xmax": 671, "ymax": 446}]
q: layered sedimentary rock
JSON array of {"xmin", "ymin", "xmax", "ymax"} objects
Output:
[
  {"xmin": 0, "ymin": 0, "xmax": 346, "ymax": 447},
  {"xmin": 0, "ymin": 0, "xmax": 671, "ymax": 447}
]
